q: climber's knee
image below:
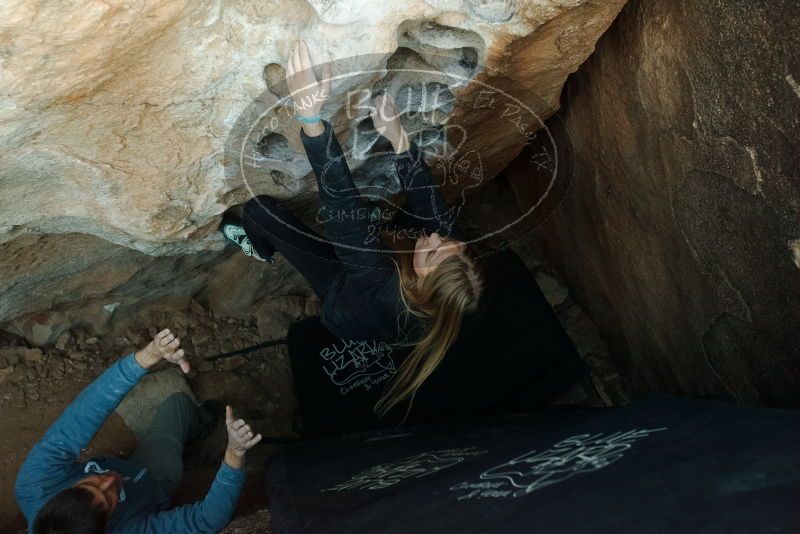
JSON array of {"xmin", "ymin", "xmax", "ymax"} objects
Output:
[{"xmin": 243, "ymin": 195, "xmax": 279, "ymax": 221}]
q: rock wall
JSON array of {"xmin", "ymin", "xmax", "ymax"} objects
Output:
[
  {"xmin": 515, "ymin": 0, "xmax": 800, "ymax": 406},
  {"xmin": 0, "ymin": 0, "xmax": 626, "ymax": 337}
]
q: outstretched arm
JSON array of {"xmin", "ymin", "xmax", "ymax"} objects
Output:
[
  {"xmin": 288, "ymin": 39, "xmax": 388, "ymax": 271},
  {"xmin": 15, "ymin": 330, "xmax": 190, "ymax": 521},
  {"xmin": 135, "ymin": 463, "xmax": 244, "ymax": 533},
  {"xmin": 371, "ymin": 94, "xmax": 453, "ymax": 236},
  {"xmin": 299, "ymin": 118, "xmax": 388, "ymax": 270}
]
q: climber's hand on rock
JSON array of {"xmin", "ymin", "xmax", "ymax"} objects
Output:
[
  {"xmin": 286, "ymin": 39, "xmax": 332, "ymax": 120},
  {"xmin": 224, "ymin": 405, "xmax": 263, "ymax": 469},
  {"xmin": 134, "ymin": 328, "xmax": 191, "ymax": 374},
  {"xmin": 370, "ymin": 93, "xmax": 409, "ymax": 153}
]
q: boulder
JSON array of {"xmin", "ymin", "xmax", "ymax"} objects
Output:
[
  {"xmin": 0, "ymin": 0, "xmax": 627, "ymax": 332},
  {"xmin": 519, "ymin": 0, "xmax": 800, "ymax": 407}
]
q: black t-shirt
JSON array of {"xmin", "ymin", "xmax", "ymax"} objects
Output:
[{"xmin": 288, "ymin": 249, "xmax": 587, "ymax": 436}]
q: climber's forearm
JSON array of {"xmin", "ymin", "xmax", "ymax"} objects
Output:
[
  {"xmin": 301, "ymin": 119, "xmax": 325, "ymax": 137},
  {"xmin": 298, "ymin": 118, "xmax": 383, "ymax": 270},
  {"xmin": 299, "ymin": 118, "xmax": 365, "ymax": 213}
]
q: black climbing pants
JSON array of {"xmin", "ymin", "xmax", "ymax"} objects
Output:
[
  {"xmin": 127, "ymin": 393, "xmax": 202, "ymax": 498},
  {"xmin": 242, "ymin": 195, "xmax": 344, "ymax": 302}
]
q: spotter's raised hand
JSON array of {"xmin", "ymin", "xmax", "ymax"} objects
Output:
[{"xmin": 134, "ymin": 328, "xmax": 191, "ymax": 374}]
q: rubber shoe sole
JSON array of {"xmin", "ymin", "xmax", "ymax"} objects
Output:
[{"xmin": 221, "ymin": 224, "xmax": 269, "ymax": 262}]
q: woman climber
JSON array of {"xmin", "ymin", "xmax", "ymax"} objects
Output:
[{"xmin": 221, "ymin": 39, "xmax": 484, "ymax": 418}]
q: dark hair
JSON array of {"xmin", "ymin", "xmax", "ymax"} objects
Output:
[{"xmin": 33, "ymin": 486, "xmax": 109, "ymax": 534}]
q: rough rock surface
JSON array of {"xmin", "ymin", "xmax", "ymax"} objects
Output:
[
  {"xmin": 0, "ymin": 229, "xmax": 314, "ymax": 345},
  {"xmin": 0, "ymin": 0, "xmax": 626, "ymax": 332},
  {"xmin": 515, "ymin": 0, "xmax": 800, "ymax": 406}
]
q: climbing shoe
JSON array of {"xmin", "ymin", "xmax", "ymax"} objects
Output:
[{"xmin": 220, "ymin": 216, "xmax": 274, "ymax": 263}]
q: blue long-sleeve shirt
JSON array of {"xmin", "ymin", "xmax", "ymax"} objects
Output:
[{"xmin": 14, "ymin": 353, "xmax": 245, "ymax": 533}]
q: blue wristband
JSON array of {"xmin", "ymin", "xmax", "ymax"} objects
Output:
[{"xmin": 296, "ymin": 113, "xmax": 321, "ymax": 123}]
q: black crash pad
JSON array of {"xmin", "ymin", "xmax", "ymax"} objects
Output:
[
  {"xmin": 287, "ymin": 250, "xmax": 587, "ymax": 436},
  {"xmin": 265, "ymin": 395, "xmax": 800, "ymax": 533}
]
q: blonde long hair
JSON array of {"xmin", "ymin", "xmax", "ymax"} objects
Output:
[{"xmin": 374, "ymin": 237, "xmax": 484, "ymax": 419}]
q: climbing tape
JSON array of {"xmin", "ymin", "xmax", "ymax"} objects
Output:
[{"xmin": 295, "ymin": 113, "xmax": 321, "ymax": 123}]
